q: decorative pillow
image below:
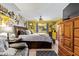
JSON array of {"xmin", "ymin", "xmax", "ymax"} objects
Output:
[
  {"xmin": 9, "ymin": 43, "xmax": 28, "ymax": 49},
  {"xmin": 9, "ymin": 34, "xmax": 15, "ymax": 41}
]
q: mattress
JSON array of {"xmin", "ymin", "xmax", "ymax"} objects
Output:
[{"xmin": 19, "ymin": 33, "xmax": 52, "ymax": 43}]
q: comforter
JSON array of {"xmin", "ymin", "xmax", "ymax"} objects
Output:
[{"xmin": 19, "ymin": 33, "xmax": 52, "ymax": 43}]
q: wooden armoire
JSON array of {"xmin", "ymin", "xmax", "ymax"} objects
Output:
[{"xmin": 58, "ymin": 16, "xmax": 79, "ymax": 56}]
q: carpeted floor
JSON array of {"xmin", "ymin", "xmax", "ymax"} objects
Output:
[{"xmin": 36, "ymin": 50, "xmax": 57, "ymax": 56}]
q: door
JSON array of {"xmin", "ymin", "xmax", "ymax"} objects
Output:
[
  {"xmin": 63, "ymin": 20, "xmax": 73, "ymax": 52},
  {"xmin": 74, "ymin": 17, "xmax": 79, "ymax": 55}
]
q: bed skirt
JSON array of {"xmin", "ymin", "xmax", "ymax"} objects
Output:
[{"xmin": 25, "ymin": 41, "xmax": 52, "ymax": 49}]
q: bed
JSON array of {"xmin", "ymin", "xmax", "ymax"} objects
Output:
[
  {"xmin": 12, "ymin": 25, "xmax": 52, "ymax": 49},
  {"xmin": 18, "ymin": 33, "xmax": 52, "ymax": 49}
]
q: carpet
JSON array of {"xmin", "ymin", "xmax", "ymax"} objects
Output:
[{"xmin": 36, "ymin": 50, "xmax": 57, "ymax": 56}]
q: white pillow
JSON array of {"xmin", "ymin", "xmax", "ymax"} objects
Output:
[
  {"xmin": 3, "ymin": 48, "xmax": 17, "ymax": 56},
  {"xmin": 9, "ymin": 34, "xmax": 15, "ymax": 40},
  {"xmin": 0, "ymin": 47, "xmax": 5, "ymax": 52},
  {"xmin": 0, "ymin": 33, "xmax": 7, "ymax": 40},
  {"xmin": 0, "ymin": 39, "xmax": 6, "ymax": 52},
  {"xmin": 3, "ymin": 40, "xmax": 9, "ymax": 50},
  {"xmin": 10, "ymin": 43, "xmax": 28, "ymax": 49},
  {"xmin": 26, "ymin": 30, "xmax": 31, "ymax": 35}
]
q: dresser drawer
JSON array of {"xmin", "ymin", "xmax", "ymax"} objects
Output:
[
  {"xmin": 74, "ymin": 29, "xmax": 79, "ymax": 37},
  {"xmin": 74, "ymin": 38, "xmax": 79, "ymax": 46},
  {"xmin": 74, "ymin": 46, "xmax": 79, "ymax": 55},
  {"xmin": 74, "ymin": 18, "xmax": 79, "ymax": 28}
]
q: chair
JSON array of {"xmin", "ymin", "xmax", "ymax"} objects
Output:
[{"xmin": 0, "ymin": 39, "xmax": 29, "ymax": 56}]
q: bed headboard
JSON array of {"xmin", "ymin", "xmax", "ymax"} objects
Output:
[{"xmin": 14, "ymin": 25, "xmax": 26, "ymax": 37}]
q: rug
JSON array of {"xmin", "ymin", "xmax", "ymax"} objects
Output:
[{"xmin": 36, "ymin": 50, "xmax": 57, "ymax": 56}]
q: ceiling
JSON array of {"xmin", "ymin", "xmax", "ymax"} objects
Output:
[{"xmin": 1, "ymin": 3, "xmax": 69, "ymax": 20}]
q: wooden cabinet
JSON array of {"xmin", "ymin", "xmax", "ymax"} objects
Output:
[
  {"xmin": 74, "ymin": 29, "xmax": 79, "ymax": 37},
  {"xmin": 74, "ymin": 17, "xmax": 79, "ymax": 28},
  {"xmin": 74, "ymin": 38, "xmax": 79, "ymax": 46},
  {"xmin": 58, "ymin": 16, "xmax": 79, "ymax": 56},
  {"xmin": 58, "ymin": 21, "xmax": 73, "ymax": 56},
  {"xmin": 74, "ymin": 46, "xmax": 79, "ymax": 55},
  {"xmin": 74, "ymin": 17, "xmax": 79, "ymax": 56},
  {"xmin": 58, "ymin": 45, "xmax": 73, "ymax": 56},
  {"xmin": 58, "ymin": 19, "xmax": 74, "ymax": 56},
  {"xmin": 64, "ymin": 20, "xmax": 73, "ymax": 52}
]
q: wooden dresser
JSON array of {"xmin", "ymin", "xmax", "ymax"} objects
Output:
[
  {"xmin": 74, "ymin": 17, "xmax": 79, "ymax": 56},
  {"xmin": 58, "ymin": 16, "xmax": 79, "ymax": 56}
]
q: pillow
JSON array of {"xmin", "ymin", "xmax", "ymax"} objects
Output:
[
  {"xmin": 0, "ymin": 33, "xmax": 7, "ymax": 40},
  {"xmin": 20, "ymin": 30, "xmax": 26, "ymax": 35},
  {"xmin": 9, "ymin": 38, "xmax": 22, "ymax": 42},
  {"xmin": 9, "ymin": 34, "xmax": 15, "ymax": 41},
  {"xmin": 0, "ymin": 39, "xmax": 6, "ymax": 52},
  {"xmin": 0, "ymin": 47, "xmax": 5, "ymax": 52},
  {"xmin": 3, "ymin": 40, "xmax": 9, "ymax": 50},
  {"xmin": 3, "ymin": 48, "xmax": 17, "ymax": 56},
  {"xmin": 25, "ymin": 30, "xmax": 31, "ymax": 35},
  {"xmin": 9, "ymin": 43, "xmax": 28, "ymax": 49}
]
